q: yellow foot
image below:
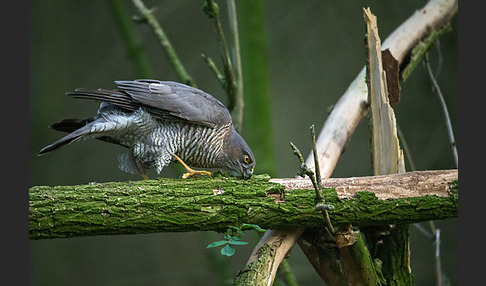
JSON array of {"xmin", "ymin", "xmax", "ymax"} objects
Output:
[
  {"xmin": 173, "ymin": 154, "xmax": 213, "ymax": 179},
  {"xmin": 180, "ymin": 169, "xmax": 213, "ymax": 179}
]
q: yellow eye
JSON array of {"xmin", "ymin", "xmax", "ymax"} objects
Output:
[{"xmin": 243, "ymin": 155, "xmax": 251, "ymax": 164}]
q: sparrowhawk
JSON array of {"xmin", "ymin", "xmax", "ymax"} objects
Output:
[{"xmin": 38, "ymin": 79, "xmax": 255, "ymax": 179}]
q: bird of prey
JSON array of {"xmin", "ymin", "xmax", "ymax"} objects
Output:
[{"xmin": 38, "ymin": 79, "xmax": 255, "ymax": 180}]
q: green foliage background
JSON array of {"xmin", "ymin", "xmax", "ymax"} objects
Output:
[{"xmin": 29, "ymin": 0, "xmax": 457, "ymax": 285}]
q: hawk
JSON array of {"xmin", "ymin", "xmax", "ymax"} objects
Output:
[{"xmin": 38, "ymin": 79, "xmax": 255, "ymax": 179}]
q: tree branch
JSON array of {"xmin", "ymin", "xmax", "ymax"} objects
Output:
[
  {"xmin": 29, "ymin": 170, "xmax": 457, "ymax": 240},
  {"xmin": 244, "ymin": 0, "xmax": 458, "ymax": 284},
  {"xmin": 306, "ymin": 0, "xmax": 458, "ymax": 176},
  {"xmin": 235, "ymin": 228, "xmax": 304, "ymax": 286}
]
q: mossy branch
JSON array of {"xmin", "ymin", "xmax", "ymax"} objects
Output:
[
  {"xmin": 400, "ymin": 23, "xmax": 452, "ymax": 83},
  {"xmin": 29, "ymin": 170, "xmax": 457, "ymax": 240}
]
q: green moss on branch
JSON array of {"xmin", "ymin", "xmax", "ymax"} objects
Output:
[{"xmin": 29, "ymin": 172, "xmax": 458, "ymax": 240}]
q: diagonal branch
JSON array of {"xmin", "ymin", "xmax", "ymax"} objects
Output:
[{"xmin": 306, "ymin": 0, "xmax": 457, "ymax": 176}]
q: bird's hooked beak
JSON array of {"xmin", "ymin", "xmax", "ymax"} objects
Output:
[{"xmin": 243, "ymin": 167, "xmax": 254, "ymax": 180}]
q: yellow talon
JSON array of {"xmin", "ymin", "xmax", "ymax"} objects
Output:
[{"xmin": 173, "ymin": 154, "xmax": 213, "ymax": 179}]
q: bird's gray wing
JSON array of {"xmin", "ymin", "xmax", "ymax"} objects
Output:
[{"xmin": 67, "ymin": 79, "xmax": 232, "ymax": 128}]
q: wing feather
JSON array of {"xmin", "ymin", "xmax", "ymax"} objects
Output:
[{"xmin": 67, "ymin": 79, "xmax": 232, "ymax": 128}]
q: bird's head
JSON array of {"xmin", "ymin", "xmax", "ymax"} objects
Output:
[{"xmin": 223, "ymin": 128, "xmax": 255, "ymax": 179}]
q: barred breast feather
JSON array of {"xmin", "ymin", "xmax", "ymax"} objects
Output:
[{"xmin": 95, "ymin": 108, "xmax": 231, "ymax": 174}]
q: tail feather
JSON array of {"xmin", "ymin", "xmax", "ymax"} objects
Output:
[
  {"xmin": 50, "ymin": 118, "xmax": 93, "ymax": 133},
  {"xmin": 38, "ymin": 123, "xmax": 94, "ymax": 155},
  {"xmin": 38, "ymin": 117, "xmax": 128, "ymax": 156}
]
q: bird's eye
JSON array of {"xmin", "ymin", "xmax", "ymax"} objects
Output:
[{"xmin": 243, "ymin": 155, "xmax": 251, "ymax": 164}]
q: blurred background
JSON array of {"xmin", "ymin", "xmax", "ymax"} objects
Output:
[{"xmin": 29, "ymin": 0, "xmax": 457, "ymax": 285}]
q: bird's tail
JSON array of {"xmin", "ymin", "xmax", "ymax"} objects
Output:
[
  {"xmin": 49, "ymin": 118, "xmax": 93, "ymax": 133},
  {"xmin": 38, "ymin": 119, "xmax": 93, "ymax": 155}
]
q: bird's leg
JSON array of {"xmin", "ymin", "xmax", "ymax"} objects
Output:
[
  {"xmin": 173, "ymin": 154, "xmax": 212, "ymax": 179},
  {"xmin": 135, "ymin": 159, "xmax": 149, "ymax": 180},
  {"xmin": 140, "ymin": 172, "xmax": 149, "ymax": 180}
]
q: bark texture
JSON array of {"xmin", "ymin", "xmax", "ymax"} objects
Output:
[{"xmin": 28, "ymin": 170, "xmax": 457, "ymax": 240}]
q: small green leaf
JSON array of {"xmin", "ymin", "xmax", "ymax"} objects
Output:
[
  {"xmin": 228, "ymin": 240, "xmax": 248, "ymax": 246},
  {"xmin": 206, "ymin": 240, "xmax": 228, "ymax": 248},
  {"xmin": 221, "ymin": 244, "xmax": 235, "ymax": 257}
]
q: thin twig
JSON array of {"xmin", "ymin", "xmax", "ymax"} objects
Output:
[
  {"xmin": 424, "ymin": 52, "xmax": 458, "ymax": 168},
  {"xmin": 425, "ymin": 220, "xmax": 444, "ymax": 286},
  {"xmin": 131, "ymin": 0, "xmax": 195, "ymax": 86},
  {"xmin": 201, "ymin": 52, "xmax": 224, "ymax": 86},
  {"xmin": 203, "ymin": 0, "xmax": 242, "ymax": 130},
  {"xmin": 202, "ymin": 0, "xmax": 236, "ymax": 99},
  {"xmin": 290, "ymin": 140, "xmax": 335, "ymax": 234},
  {"xmin": 290, "ymin": 142, "xmax": 315, "ymax": 179},
  {"xmin": 310, "ymin": 125, "xmax": 322, "ymax": 197},
  {"xmin": 434, "ymin": 229, "xmax": 442, "ymax": 286}
]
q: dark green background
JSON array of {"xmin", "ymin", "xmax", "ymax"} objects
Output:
[{"xmin": 29, "ymin": 1, "xmax": 457, "ymax": 285}]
